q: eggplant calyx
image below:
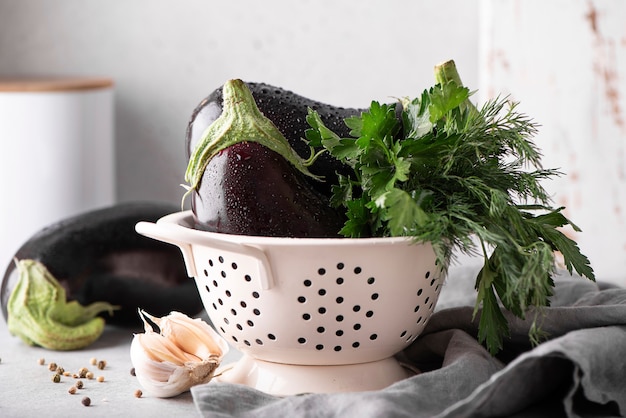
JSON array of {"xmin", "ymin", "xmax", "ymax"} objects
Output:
[
  {"xmin": 7, "ymin": 259, "xmax": 119, "ymax": 350},
  {"xmin": 184, "ymin": 79, "xmax": 321, "ymax": 196}
]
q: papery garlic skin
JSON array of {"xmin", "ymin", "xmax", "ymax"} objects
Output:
[{"xmin": 130, "ymin": 310, "xmax": 229, "ymax": 398}]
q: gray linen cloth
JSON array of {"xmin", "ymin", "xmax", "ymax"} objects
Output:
[{"xmin": 191, "ymin": 268, "xmax": 626, "ymax": 417}]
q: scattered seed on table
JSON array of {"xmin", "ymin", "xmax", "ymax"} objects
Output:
[
  {"xmin": 51, "ymin": 374, "xmax": 61, "ymax": 383},
  {"xmin": 48, "ymin": 362, "xmax": 58, "ymax": 372},
  {"xmin": 97, "ymin": 360, "xmax": 106, "ymax": 370},
  {"xmin": 38, "ymin": 358, "xmax": 45, "ymax": 365},
  {"xmin": 78, "ymin": 367, "xmax": 88, "ymax": 378},
  {"xmin": 134, "ymin": 389, "xmax": 142, "ymax": 398},
  {"xmin": 86, "ymin": 371, "xmax": 94, "ymax": 380},
  {"xmin": 76, "ymin": 380, "xmax": 84, "ymax": 389},
  {"xmin": 68, "ymin": 386, "xmax": 77, "ymax": 394},
  {"xmin": 81, "ymin": 396, "xmax": 91, "ymax": 407},
  {"xmin": 63, "ymin": 371, "xmax": 71, "ymax": 377},
  {"xmin": 130, "ymin": 367, "xmax": 136, "ymax": 376},
  {"xmin": 97, "ymin": 376, "xmax": 104, "ymax": 383},
  {"xmin": 89, "ymin": 357, "xmax": 97, "ymax": 365}
]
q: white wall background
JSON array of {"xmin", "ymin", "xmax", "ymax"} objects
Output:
[{"xmin": 1, "ymin": 0, "xmax": 624, "ymax": 285}]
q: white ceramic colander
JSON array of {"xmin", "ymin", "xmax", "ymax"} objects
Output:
[{"xmin": 136, "ymin": 211, "xmax": 446, "ymax": 395}]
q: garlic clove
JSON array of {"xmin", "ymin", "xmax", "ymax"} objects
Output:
[
  {"xmin": 135, "ymin": 332, "xmax": 201, "ymax": 365},
  {"xmin": 143, "ymin": 310, "xmax": 226, "ymax": 360},
  {"xmin": 130, "ymin": 310, "xmax": 229, "ymax": 398}
]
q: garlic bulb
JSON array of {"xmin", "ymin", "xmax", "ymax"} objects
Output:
[{"xmin": 130, "ymin": 310, "xmax": 229, "ymax": 398}]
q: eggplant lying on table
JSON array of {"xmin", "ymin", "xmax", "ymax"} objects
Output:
[
  {"xmin": 184, "ymin": 80, "xmax": 364, "ymax": 237},
  {"xmin": 1, "ymin": 202, "xmax": 203, "ymax": 329}
]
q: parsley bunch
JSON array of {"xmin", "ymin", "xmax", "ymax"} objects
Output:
[{"xmin": 305, "ymin": 60, "xmax": 594, "ymax": 354}]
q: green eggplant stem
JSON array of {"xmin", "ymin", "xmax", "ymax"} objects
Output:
[
  {"xmin": 183, "ymin": 79, "xmax": 320, "ymax": 201},
  {"xmin": 7, "ymin": 259, "xmax": 119, "ymax": 350}
]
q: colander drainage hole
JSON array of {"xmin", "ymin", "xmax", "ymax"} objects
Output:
[
  {"xmin": 303, "ymin": 313, "xmax": 311, "ymax": 320},
  {"xmin": 318, "ymin": 268, "xmax": 326, "ymax": 275},
  {"xmin": 337, "ymin": 262, "xmax": 344, "ymax": 270}
]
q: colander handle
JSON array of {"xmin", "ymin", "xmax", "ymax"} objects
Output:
[
  {"xmin": 135, "ymin": 221, "xmax": 198, "ymax": 279},
  {"xmin": 135, "ymin": 221, "xmax": 275, "ymax": 290}
]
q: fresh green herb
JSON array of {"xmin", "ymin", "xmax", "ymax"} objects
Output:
[{"xmin": 305, "ymin": 60, "xmax": 594, "ymax": 354}]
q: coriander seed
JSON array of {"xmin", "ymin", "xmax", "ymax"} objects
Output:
[
  {"xmin": 38, "ymin": 358, "xmax": 45, "ymax": 365},
  {"xmin": 48, "ymin": 362, "xmax": 58, "ymax": 371},
  {"xmin": 76, "ymin": 380, "xmax": 84, "ymax": 389},
  {"xmin": 97, "ymin": 360, "xmax": 106, "ymax": 370},
  {"xmin": 81, "ymin": 396, "xmax": 91, "ymax": 407},
  {"xmin": 51, "ymin": 374, "xmax": 61, "ymax": 383},
  {"xmin": 130, "ymin": 367, "xmax": 136, "ymax": 376},
  {"xmin": 89, "ymin": 357, "xmax": 97, "ymax": 365},
  {"xmin": 86, "ymin": 371, "xmax": 94, "ymax": 379},
  {"xmin": 134, "ymin": 389, "xmax": 143, "ymax": 398},
  {"xmin": 68, "ymin": 386, "xmax": 77, "ymax": 394},
  {"xmin": 97, "ymin": 375, "xmax": 104, "ymax": 383},
  {"xmin": 78, "ymin": 367, "xmax": 88, "ymax": 378}
]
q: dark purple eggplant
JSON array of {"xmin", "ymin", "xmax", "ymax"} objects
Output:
[
  {"xmin": 186, "ymin": 81, "xmax": 363, "ymax": 198},
  {"xmin": 184, "ymin": 79, "xmax": 353, "ymax": 237},
  {"xmin": 1, "ymin": 202, "xmax": 203, "ymax": 327},
  {"xmin": 192, "ymin": 141, "xmax": 345, "ymax": 237}
]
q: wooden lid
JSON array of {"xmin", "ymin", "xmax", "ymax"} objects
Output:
[{"xmin": 0, "ymin": 77, "xmax": 114, "ymax": 92}]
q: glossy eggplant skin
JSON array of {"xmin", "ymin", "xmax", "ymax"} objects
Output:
[
  {"xmin": 192, "ymin": 141, "xmax": 345, "ymax": 237},
  {"xmin": 1, "ymin": 202, "xmax": 203, "ymax": 327},
  {"xmin": 186, "ymin": 82, "xmax": 363, "ymax": 197}
]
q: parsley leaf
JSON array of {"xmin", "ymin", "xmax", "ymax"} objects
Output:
[{"xmin": 305, "ymin": 60, "xmax": 595, "ymax": 355}]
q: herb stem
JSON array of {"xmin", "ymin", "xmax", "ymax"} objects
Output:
[{"xmin": 433, "ymin": 60, "xmax": 478, "ymax": 115}]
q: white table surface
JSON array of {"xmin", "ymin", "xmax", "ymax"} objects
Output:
[{"xmin": 0, "ymin": 310, "xmax": 244, "ymax": 418}]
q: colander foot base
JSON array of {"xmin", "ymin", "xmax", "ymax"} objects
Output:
[{"xmin": 213, "ymin": 354, "xmax": 415, "ymax": 396}]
